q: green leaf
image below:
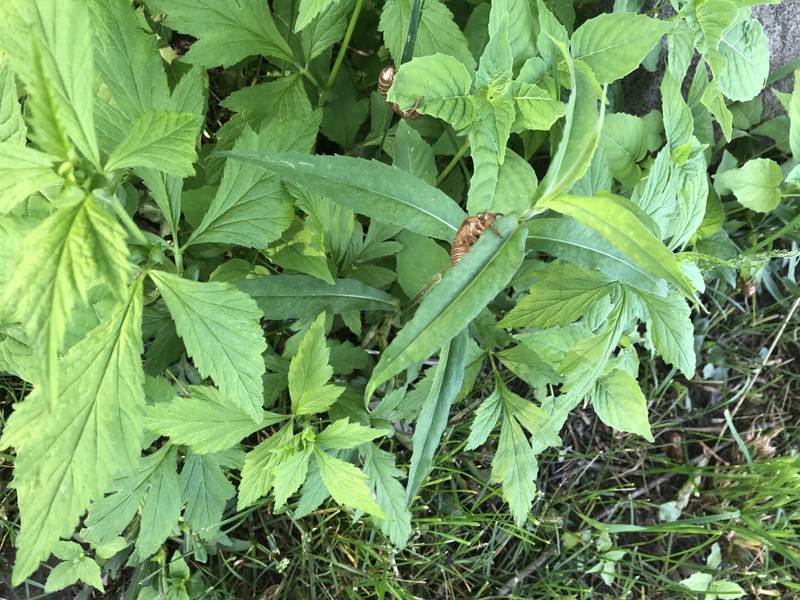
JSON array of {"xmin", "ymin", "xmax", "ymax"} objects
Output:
[
  {"xmin": 499, "ymin": 379, "xmax": 547, "ymax": 435},
  {"xmin": 298, "ymin": 0, "xmax": 353, "ymax": 62},
  {"xmin": 0, "ymin": 281, "xmax": 145, "ymax": 586},
  {"xmin": 395, "ymin": 231, "xmax": 450, "ymax": 298},
  {"xmin": 600, "ymin": 113, "xmax": 648, "ymax": 187},
  {"xmin": 90, "ymin": 0, "xmax": 171, "ymax": 151},
  {"xmin": 467, "ymin": 96, "xmax": 516, "ymax": 213},
  {"xmin": 790, "ymin": 70, "xmax": 800, "ymax": 163},
  {"xmin": 0, "ymin": 57, "xmax": 26, "ymax": 144},
  {"xmin": 537, "ymin": 194, "xmax": 696, "ymax": 299},
  {"xmin": 0, "ymin": 0, "xmax": 100, "ymax": 164},
  {"xmin": 513, "ymin": 81, "xmax": 566, "ymax": 131},
  {"xmin": 236, "ymin": 275, "xmax": 398, "ymax": 320},
  {"xmin": 146, "ymin": 385, "xmax": 287, "ymax": 454},
  {"xmin": 105, "ymin": 110, "xmax": 198, "ymax": 177},
  {"xmin": 288, "ymin": 313, "xmax": 344, "ymax": 416},
  {"xmin": 477, "ymin": 14, "xmax": 513, "ymax": 91},
  {"xmin": 715, "ymin": 158, "xmax": 783, "ymax": 213},
  {"xmin": 130, "ymin": 445, "xmax": 181, "ymax": 564},
  {"xmin": 681, "ymin": 572, "xmax": 715, "ymax": 593},
  {"xmin": 693, "ymin": 0, "xmax": 738, "ymax": 53},
  {"xmin": 4, "ymin": 192, "xmax": 130, "ymax": 400},
  {"xmin": 181, "ymin": 452, "xmax": 236, "ymax": 540},
  {"xmin": 295, "ymin": 0, "xmax": 332, "ymax": 31},
  {"xmin": 237, "ymin": 424, "xmax": 294, "ymax": 509},
  {"xmin": 661, "ymin": 71, "xmax": 694, "ymax": 149},
  {"xmin": 491, "ymin": 413, "xmax": 537, "ymax": 525},
  {"xmin": 639, "ymin": 289, "xmax": 696, "ymax": 378},
  {"xmin": 716, "ymin": 12, "xmax": 769, "ymax": 102},
  {"xmin": 45, "ymin": 555, "xmax": 104, "ymax": 594},
  {"xmin": 536, "ymin": 0, "xmax": 568, "ymax": 66},
  {"xmin": 488, "ymin": 0, "xmax": 538, "ymax": 69},
  {"xmin": 465, "ymin": 387, "xmax": 502, "ymax": 450},
  {"xmin": 363, "ymin": 444, "xmax": 412, "ymax": 547},
  {"xmin": 500, "ymin": 262, "xmax": 614, "ymax": 328},
  {"xmin": 226, "ymin": 151, "xmax": 466, "ymax": 241},
  {"xmin": 272, "ymin": 444, "xmax": 313, "ymax": 509},
  {"xmin": 379, "ymin": 0, "xmax": 475, "ymax": 71},
  {"xmin": 82, "ymin": 442, "xmax": 173, "ymax": 546},
  {"xmin": 708, "ymin": 580, "xmax": 747, "ymax": 599},
  {"xmin": 392, "ymin": 120, "xmax": 437, "ymax": 185},
  {"xmin": 532, "ymin": 42, "xmax": 605, "ymax": 208},
  {"xmin": 478, "ymin": 149, "xmax": 538, "ymax": 215},
  {"xmin": 571, "ymin": 13, "xmax": 672, "ymax": 84},
  {"xmin": 150, "ymin": 271, "xmax": 267, "ymax": 422},
  {"xmin": 527, "ymin": 217, "xmax": 667, "ymax": 295},
  {"xmin": 220, "ymin": 75, "xmax": 311, "ymax": 127},
  {"xmin": 315, "ymin": 449, "xmax": 386, "ymax": 517},
  {"xmin": 405, "ymin": 332, "xmax": 467, "ymax": 505},
  {"xmin": 558, "ymin": 299, "xmax": 627, "ymax": 401},
  {"xmin": 700, "ymin": 79, "xmax": 734, "ymax": 142},
  {"xmin": 387, "ymin": 54, "xmax": 476, "ymax": 132},
  {"xmin": 146, "ymin": 0, "xmax": 293, "ymax": 67},
  {"xmin": 496, "ymin": 343, "xmax": 559, "ymax": 389},
  {"xmin": 138, "ymin": 169, "xmax": 183, "ymax": 237},
  {"xmin": 366, "ymin": 216, "xmax": 526, "ymax": 400},
  {"xmin": 188, "ymin": 127, "xmax": 293, "ymax": 248},
  {"xmin": 0, "ymin": 142, "xmax": 62, "ymax": 212},
  {"xmin": 317, "ymin": 419, "xmax": 386, "ymax": 450},
  {"xmin": 592, "ymin": 369, "xmax": 654, "ymax": 441}
]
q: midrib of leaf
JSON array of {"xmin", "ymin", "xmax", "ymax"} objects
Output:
[
  {"xmin": 526, "ymin": 231, "xmax": 656, "ymax": 282},
  {"xmin": 29, "ymin": 3, "xmax": 98, "ymax": 165},
  {"xmin": 227, "ymin": 152, "xmax": 462, "ymax": 238},
  {"xmin": 188, "ymin": 175, "xmax": 278, "ymax": 243},
  {"xmin": 13, "ymin": 280, "xmax": 142, "ymax": 585},
  {"xmin": 575, "ymin": 40, "xmax": 631, "ymax": 60},
  {"xmin": 406, "ymin": 226, "xmax": 518, "ymax": 344},
  {"xmin": 368, "ymin": 221, "xmax": 522, "ymax": 398},
  {"xmin": 720, "ymin": 36, "xmax": 755, "ymax": 66}
]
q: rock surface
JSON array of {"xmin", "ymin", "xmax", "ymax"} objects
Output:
[
  {"xmin": 754, "ymin": 0, "xmax": 800, "ymax": 114},
  {"xmin": 621, "ymin": 1, "xmax": 799, "ymax": 117}
]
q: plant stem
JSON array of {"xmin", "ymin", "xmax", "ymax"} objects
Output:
[
  {"xmin": 325, "ymin": 0, "xmax": 363, "ymax": 88},
  {"xmin": 435, "ymin": 139, "xmax": 470, "ymax": 186},
  {"xmin": 172, "ymin": 236, "xmax": 184, "ymax": 274},
  {"xmin": 99, "ymin": 190, "xmax": 149, "ymax": 246},
  {"xmin": 401, "ymin": 0, "xmax": 423, "ymax": 64},
  {"xmin": 748, "ymin": 210, "xmax": 800, "ymax": 253}
]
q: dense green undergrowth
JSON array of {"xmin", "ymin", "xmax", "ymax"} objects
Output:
[{"xmin": 0, "ymin": 0, "xmax": 799, "ymax": 597}]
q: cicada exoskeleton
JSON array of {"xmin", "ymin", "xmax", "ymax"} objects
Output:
[
  {"xmin": 450, "ymin": 212, "xmax": 503, "ymax": 265},
  {"xmin": 378, "ymin": 65, "xmax": 422, "ymax": 119}
]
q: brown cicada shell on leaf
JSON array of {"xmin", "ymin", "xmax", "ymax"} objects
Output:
[
  {"xmin": 450, "ymin": 212, "xmax": 503, "ymax": 266},
  {"xmin": 378, "ymin": 65, "xmax": 422, "ymax": 119}
]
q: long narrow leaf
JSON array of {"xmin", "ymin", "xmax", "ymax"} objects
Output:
[
  {"xmin": 404, "ymin": 331, "xmax": 467, "ymax": 506},
  {"xmin": 366, "ymin": 215, "xmax": 526, "ymax": 400},
  {"xmin": 225, "ymin": 151, "xmax": 466, "ymax": 241}
]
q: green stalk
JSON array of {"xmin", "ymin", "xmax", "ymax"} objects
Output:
[
  {"xmin": 401, "ymin": 0, "xmax": 423, "ymax": 64},
  {"xmin": 325, "ymin": 0, "xmax": 364, "ymax": 88},
  {"xmin": 748, "ymin": 209, "xmax": 800, "ymax": 253},
  {"xmin": 99, "ymin": 190, "xmax": 150, "ymax": 247},
  {"xmin": 435, "ymin": 139, "xmax": 470, "ymax": 186}
]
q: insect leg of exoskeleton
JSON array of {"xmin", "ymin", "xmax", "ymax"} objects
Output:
[{"xmin": 488, "ymin": 213, "xmax": 505, "ymax": 238}]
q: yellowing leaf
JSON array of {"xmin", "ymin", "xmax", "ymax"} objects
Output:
[
  {"xmin": 0, "ymin": 280, "xmax": 145, "ymax": 585},
  {"xmin": 288, "ymin": 313, "xmax": 344, "ymax": 416},
  {"xmin": 315, "ymin": 449, "xmax": 386, "ymax": 518},
  {"xmin": 5, "ymin": 191, "xmax": 130, "ymax": 401}
]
